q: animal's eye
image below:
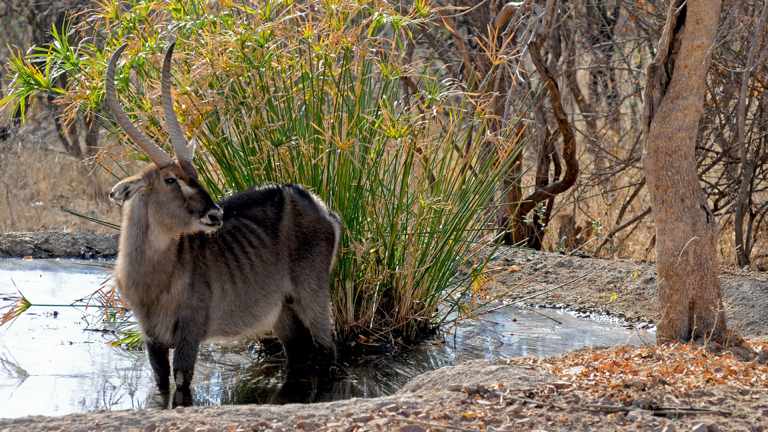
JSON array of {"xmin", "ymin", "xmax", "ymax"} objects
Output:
[{"xmin": 164, "ymin": 178, "xmax": 177, "ymax": 185}]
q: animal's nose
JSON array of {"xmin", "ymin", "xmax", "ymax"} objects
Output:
[{"xmin": 203, "ymin": 207, "xmax": 223, "ymax": 226}]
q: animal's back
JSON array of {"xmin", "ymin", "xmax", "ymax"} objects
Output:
[{"xmin": 181, "ymin": 184, "xmax": 341, "ymax": 339}]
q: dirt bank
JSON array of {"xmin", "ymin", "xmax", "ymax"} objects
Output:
[
  {"xmin": 0, "ymin": 232, "xmax": 118, "ymax": 259},
  {"xmin": 485, "ymin": 247, "xmax": 768, "ymax": 338},
  {"xmin": 3, "ymin": 232, "xmax": 766, "ymax": 337},
  {"xmin": 1, "ymin": 232, "xmax": 767, "ymax": 431},
  {"xmin": 1, "ymin": 346, "xmax": 766, "ymax": 432}
]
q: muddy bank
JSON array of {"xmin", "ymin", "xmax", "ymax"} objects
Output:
[
  {"xmin": 1, "ymin": 350, "xmax": 766, "ymax": 432},
  {"xmin": 2, "ymin": 361, "xmax": 556, "ymax": 432},
  {"xmin": 3, "ymin": 232, "xmax": 766, "ymax": 339},
  {"xmin": 486, "ymin": 247, "xmax": 768, "ymax": 338},
  {"xmin": 1, "ymin": 232, "xmax": 767, "ymax": 431},
  {"xmin": 0, "ymin": 232, "xmax": 118, "ymax": 259}
]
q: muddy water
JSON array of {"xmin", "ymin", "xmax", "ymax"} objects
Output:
[{"xmin": 0, "ymin": 259, "xmax": 654, "ymax": 418}]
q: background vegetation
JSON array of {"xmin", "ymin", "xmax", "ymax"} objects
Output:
[
  {"xmin": 2, "ymin": 0, "xmax": 768, "ymax": 343},
  {"xmin": 2, "ymin": 0, "xmax": 531, "ymax": 345},
  {"xmin": 3, "ymin": 0, "xmax": 768, "ymax": 267}
]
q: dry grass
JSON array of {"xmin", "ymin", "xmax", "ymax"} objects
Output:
[
  {"xmin": 2, "ymin": 112, "xmax": 765, "ymax": 271},
  {"xmin": 0, "ymin": 111, "xmax": 119, "ymax": 233}
]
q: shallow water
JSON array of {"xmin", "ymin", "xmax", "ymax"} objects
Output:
[{"xmin": 0, "ymin": 258, "xmax": 654, "ymax": 418}]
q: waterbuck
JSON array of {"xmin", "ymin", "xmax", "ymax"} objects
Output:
[{"xmin": 105, "ymin": 42, "xmax": 341, "ymax": 391}]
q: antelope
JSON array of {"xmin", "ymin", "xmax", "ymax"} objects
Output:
[{"xmin": 105, "ymin": 42, "xmax": 341, "ymax": 391}]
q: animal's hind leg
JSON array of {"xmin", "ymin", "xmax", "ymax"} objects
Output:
[
  {"xmin": 146, "ymin": 340, "xmax": 170, "ymax": 390},
  {"xmin": 273, "ymin": 301, "xmax": 317, "ymax": 369},
  {"xmin": 285, "ymin": 280, "xmax": 337, "ymax": 364}
]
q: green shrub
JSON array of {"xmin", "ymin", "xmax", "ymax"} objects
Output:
[{"xmin": 2, "ymin": 0, "xmax": 529, "ymax": 345}]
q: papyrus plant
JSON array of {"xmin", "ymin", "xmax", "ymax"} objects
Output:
[{"xmin": 2, "ymin": 0, "xmax": 530, "ymax": 345}]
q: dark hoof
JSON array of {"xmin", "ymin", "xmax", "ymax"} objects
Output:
[
  {"xmin": 172, "ymin": 388, "xmax": 194, "ymax": 408},
  {"xmin": 146, "ymin": 389, "xmax": 171, "ymax": 410}
]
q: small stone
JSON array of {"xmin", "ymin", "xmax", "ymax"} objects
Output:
[
  {"xmin": 296, "ymin": 421, "xmax": 317, "ymax": 431},
  {"xmin": 352, "ymin": 414, "xmax": 375, "ymax": 423},
  {"xmin": 142, "ymin": 424, "xmax": 158, "ymax": 432},
  {"xmin": 369, "ymin": 418, "xmax": 389, "ymax": 427},
  {"xmin": 563, "ymin": 365, "xmax": 585, "ymax": 375},
  {"xmin": 174, "ymin": 406, "xmax": 185, "ymax": 413},
  {"xmin": 462, "ymin": 384, "xmax": 488, "ymax": 395},
  {"xmin": 383, "ymin": 404, "xmax": 399, "ymax": 412},
  {"xmin": 691, "ymin": 423, "xmax": 708, "ymax": 432},
  {"xmin": 552, "ymin": 381, "xmax": 573, "ymax": 390},
  {"xmin": 397, "ymin": 426, "xmax": 426, "ymax": 432}
]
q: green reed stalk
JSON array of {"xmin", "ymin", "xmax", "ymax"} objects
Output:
[{"xmin": 1, "ymin": 0, "xmax": 531, "ymax": 345}]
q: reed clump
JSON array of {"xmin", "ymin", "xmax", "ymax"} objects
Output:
[{"xmin": 2, "ymin": 0, "xmax": 529, "ymax": 346}]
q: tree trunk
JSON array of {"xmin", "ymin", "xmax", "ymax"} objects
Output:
[{"xmin": 642, "ymin": 0, "xmax": 729, "ymax": 344}]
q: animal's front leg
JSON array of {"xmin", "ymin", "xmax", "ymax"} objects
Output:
[
  {"xmin": 172, "ymin": 319, "xmax": 204, "ymax": 390},
  {"xmin": 146, "ymin": 340, "xmax": 170, "ymax": 390}
]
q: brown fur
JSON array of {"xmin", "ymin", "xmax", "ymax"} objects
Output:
[
  {"xmin": 106, "ymin": 42, "xmax": 341, "ymax": 392},
  {"xmin": 111, "ymin": 161, "xmax": 341, "ymax": 390}
]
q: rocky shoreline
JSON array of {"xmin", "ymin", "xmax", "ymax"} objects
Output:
[{"xmin": 0, "ymin": 231, "xmax": 119, "ymax": 259}]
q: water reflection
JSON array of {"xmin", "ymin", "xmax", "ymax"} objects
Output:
[{"xmin": 0, "ymin": 258, "xmax": 654, "ymax": 418}]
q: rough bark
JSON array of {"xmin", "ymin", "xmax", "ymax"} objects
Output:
[
  {"xmin": 523, "ymin": 44, "xmax": 579, "ymax": 215},
  {"xmin": 642, "ymin": 0, "xmax": 729, "ymax": 344}
]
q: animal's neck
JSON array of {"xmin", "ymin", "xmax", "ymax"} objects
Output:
[{"xmin": 116, "ymin": 195, "xmax": 179, "ymax": 302}]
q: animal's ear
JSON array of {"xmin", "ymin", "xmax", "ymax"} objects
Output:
[{"xmin": 110, "ymin": 176, "xmax": 148, "ymax": 203}]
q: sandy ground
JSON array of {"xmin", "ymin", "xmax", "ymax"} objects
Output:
[
  {"xmin": 484, "ymin": 247, "xmax": 768, "ymax": 338},
  {"xmin": 1, "ymin": 234, "xmax": 767, "ymax": 431}
]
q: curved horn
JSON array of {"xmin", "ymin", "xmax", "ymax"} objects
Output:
[
  {"xmin": 162, "ymin": 42, "xmax": 194, "ymax": 162},
  {"xmin": 105, "ymin": 43, "xmax": 175, "ymax": 168}
]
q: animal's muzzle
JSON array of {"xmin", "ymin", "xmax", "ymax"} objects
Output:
[{"xmin": 201, "ymin": 206, "xmax": 224, "ymax": 228}]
